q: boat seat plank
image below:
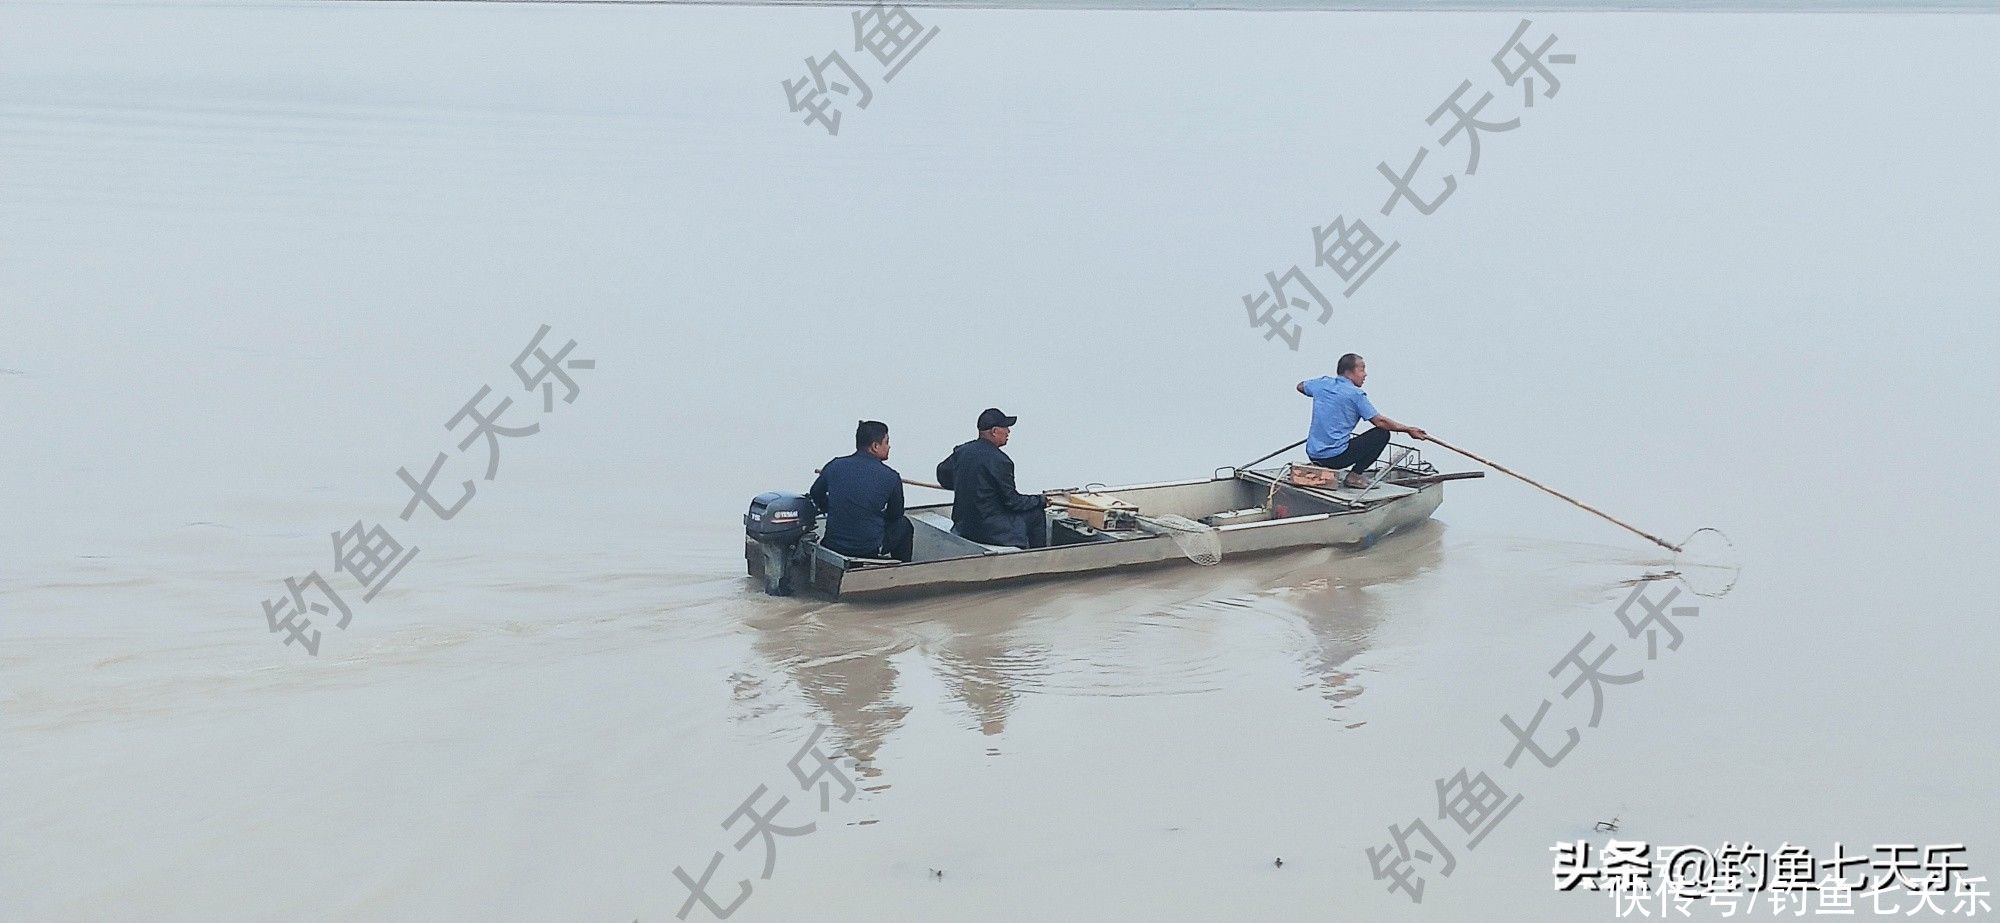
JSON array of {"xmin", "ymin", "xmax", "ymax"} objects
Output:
[
  {"xmin": 1234, "ymin": 468, "xmax": 1417, "ymax": 504},
  {"xmin": 1324, "ymin": 482, "xmax": 1418, "ymax": 502}
]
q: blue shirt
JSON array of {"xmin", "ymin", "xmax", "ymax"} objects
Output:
[
  {"xmin": 1301, "ymin": 375, "xmax": 1381, "ymax": 459},
  {"xmin": 808, "ymin": 452, "xmax": 905, "ymax": 555}
]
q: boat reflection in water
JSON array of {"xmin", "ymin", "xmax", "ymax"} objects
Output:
[{"xmin": 736, "ymin": 520, "xmax": 1448, "ymax": 775}]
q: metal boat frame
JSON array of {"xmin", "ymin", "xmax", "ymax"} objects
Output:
[{"xmin": 746, "ymin": 444, "xmax": 1460, "ymax": 600}]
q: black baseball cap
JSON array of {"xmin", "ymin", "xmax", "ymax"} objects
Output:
[{"xmin": 977, "ymin": 408, "xmax": 1018, "ymax": 430}]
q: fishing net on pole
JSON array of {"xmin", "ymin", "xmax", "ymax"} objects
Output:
[
  {"xmin": 1135, "ymin": 514, "xmax": 1223, "ymax": 566},
  {"xmin": 1672, "ymin": 527, "xmax": 1740, "ymax": 598}
]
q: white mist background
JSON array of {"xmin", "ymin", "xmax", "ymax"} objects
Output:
[{"xmin": 3, "ymin": 4, "xmax": 1997, "ymax": 920}]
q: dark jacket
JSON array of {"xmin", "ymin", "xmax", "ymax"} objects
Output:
[
  {"xmin": 808, "ymin": 452, "xmax": 905, "ymax": 556},
  {"xmin": 935, "ymin": 438, "xmax": 1044, "ymax": 546}
]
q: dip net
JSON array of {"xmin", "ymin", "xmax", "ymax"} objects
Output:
[
  {"xmin": 1135, "ymin": 514, "xmax": 1223, "ymax": 566},
  {"xmin": 1672, "ymin": 527, "xmax": 1740, "ymax": 598}
]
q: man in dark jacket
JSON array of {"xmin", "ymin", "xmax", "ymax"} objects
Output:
[
  {"xmin": 808, "ymin": 420, "xmax": 913, "ymax": 561},
  {"xmin": 935, "ymin": 408, "xmax": 1047, "ymax": 549}
]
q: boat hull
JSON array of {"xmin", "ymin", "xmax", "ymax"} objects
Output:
[{"xmin": 745, "ymin": 470, "xmax": 1446, "ymax": 601}]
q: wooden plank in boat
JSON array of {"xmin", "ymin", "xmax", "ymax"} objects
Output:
[
  {"xmin": 1235, "ymin": 468, "xmax": 1417, "ymax": 504},
  {"xmin": 1324, "ymin": 482, "xmax": 1418, "ymax": 502}
]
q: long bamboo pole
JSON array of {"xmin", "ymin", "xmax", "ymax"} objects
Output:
[
  {"xmin": 1420, "ymin": 436, "xmax": 1682, "ymax": 553},
  {"xmin": 815, "ymin": 468, "xmax": 947, "ymax": 491},
  {"xmin": 1236, "ymin": 438, "xmax": 1307, "ymax": 472}
]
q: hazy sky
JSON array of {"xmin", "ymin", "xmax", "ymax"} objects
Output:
[{"xmin": 3, "ymin": 5, "xmax": 1997, "ymax": 920}]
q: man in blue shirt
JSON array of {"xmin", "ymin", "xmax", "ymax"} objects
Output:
[
  {"xmin": 1297, "ymin": 353, "xmax": 1428, "ymax": 489},
  {"xmin": 808, "ymin": 420, "xmax": 913, "ymax": 561}
]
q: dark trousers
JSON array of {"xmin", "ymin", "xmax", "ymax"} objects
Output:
[
  {"xmin": 828, "ymin": 516, "xmax": 914, "ymax": 562},
  {"xmin": 960, "ymin": 508, "xmax": 1048, "ymax": 549},
  {"xmin": 1309, "ymin": 427, "xmax": 1392, "ymax": 473},
  {"xmin": 1016, "ymin": 508, "xmax": 1048, "ymax": 549}
]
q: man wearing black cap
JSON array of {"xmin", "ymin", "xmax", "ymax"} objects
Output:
[{"xmin": 935, "ymin": 408, "xmax": 1047, "ymax": 549}]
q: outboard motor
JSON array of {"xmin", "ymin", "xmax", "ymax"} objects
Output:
[{"xmin": 745, "ymin": 492, "xmax": 818, "ymax": 596}]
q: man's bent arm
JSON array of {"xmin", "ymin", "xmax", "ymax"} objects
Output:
[
  {"xmin": 886, "ymin": 479, "xmax": 905, "ymax": 523},
  {"xmin": 992, "ymin": 457, "xmax": 1045, "ymax": 512},
  {"xmin": 1368, "ymin": 415, "xmax": 1429, "ymax": 439},
  {"xmin": 808, "ymin": 470, "xmax": 831, "ymax": 513}
]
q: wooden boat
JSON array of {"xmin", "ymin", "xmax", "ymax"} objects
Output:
[{"xmin": 745, "ymin": 444, "xmax": 1478, "ymax": 600}]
